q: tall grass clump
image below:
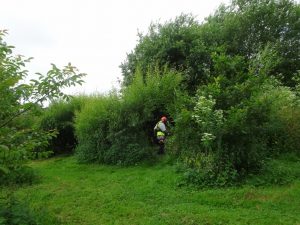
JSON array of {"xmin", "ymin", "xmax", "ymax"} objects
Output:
[
  {"xmin": 75, "ymin": 67, "xmax": 182, "ymax": 165},
  {"xmin": 74, "ymin": 94, "xmax": 122, "ymax": 163}
]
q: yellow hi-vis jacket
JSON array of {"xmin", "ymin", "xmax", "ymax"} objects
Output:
[
  {"xmin": 154, "ymin": 121, "xmax": 166, "ymax": 137},
  {"xmin": 157, "ymin": 131, "xmax": 165, "ymax": 137}
]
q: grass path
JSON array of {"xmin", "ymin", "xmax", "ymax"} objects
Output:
[{"xmin": 10, "ymin": 157, "xmax": 300, "ymax": 225}]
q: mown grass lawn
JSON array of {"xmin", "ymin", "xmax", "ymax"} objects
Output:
[{"xmin": 7, "ymin": 156, "xmax": 300, "ymax": 225}]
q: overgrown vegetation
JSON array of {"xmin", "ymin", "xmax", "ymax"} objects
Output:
[
  {"xmin": 38, "ymin": 96, "xmax": 87, "ymax": 155},
  {"xmin": 6, "ymin": 0, "xmax": 297, "ymax": 187},
  {"xmin": 0, "ymin": 0, "xmax": 299, "ymax": 197},
  {"xmin": 118, "ymin": 0, "xmax": 300, "ymax": 186},
  {"xmin": 1, "ymin": 0, "xmax": 300, "ymax": 223},
  {"xmin": 75, "ymin": 68, "xmax": 182, "ymax": 165}
]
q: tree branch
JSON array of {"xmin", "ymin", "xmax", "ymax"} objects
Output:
[{"xmin": 0, "ymin": 96, "xmax": 46, "ymax": 129}]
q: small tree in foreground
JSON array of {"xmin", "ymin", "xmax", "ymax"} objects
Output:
[{"xmin": 0, "ymin": 30, "xmax": 86, "ymax": 185}]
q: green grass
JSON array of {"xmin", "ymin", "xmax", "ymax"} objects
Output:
[{"xmin": 3, "ymin": 156, "xmax": 300, "ymax": 225}]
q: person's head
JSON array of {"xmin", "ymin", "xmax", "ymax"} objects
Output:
[{"xmin": 161, "ymin": 116, "xmax": 167, "ymax": 123}]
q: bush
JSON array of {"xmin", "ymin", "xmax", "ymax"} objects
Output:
[
  {"xmin": 75, "ymin": 68, "xmax": 182, "ymax": 165},
  {"xmin": 170, "ymin": 75, "xmax": 300, "ymax": 187},
  {"xmin": 38, "ymin": 96, "xmax": 86, "ymax": 154}
]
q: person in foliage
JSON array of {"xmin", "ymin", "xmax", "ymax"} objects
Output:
[{"xmin": 154, "ymin": 116, "xmax": 168, "ymax": 154}]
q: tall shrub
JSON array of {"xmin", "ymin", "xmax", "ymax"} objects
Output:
[
  {"xmin": 170, "ymin": 76, "xmax": 300, "ymax": 187},
  {"xmin": 38, "ymin": 96, "xmax": 86, "ymax": 154}
]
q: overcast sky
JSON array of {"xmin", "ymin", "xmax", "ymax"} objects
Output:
[{"xmin": 1, "ymin": 0, "xmax": 231, "ymax": 94}]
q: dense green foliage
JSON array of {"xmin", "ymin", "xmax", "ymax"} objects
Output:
[
  {"xmin": 0, "ymin": 30, "xmax": 85, "ymax": 185},
  {"xmin": 75, "ymin": 68, "xmax": 182, "ymax": 165},
  {"xmin": 119, "ymin": 0, "xmax": 300, "ymax": 186},
  {"xmin": 121, "ymin": 0, "xmax": 299, "ymax": 89},
  {"xmin": 170, "ymin": 76, "xmax": 300, "ymax": 186},
  {"xmin": 38, "ymin": 96, "xmax": 86, "ymax": 154},
  {"xmin": 120, "ymin": 15, "xmax": 207, "ymax": 92},
  {"xmin": 1, "ymin": 1, "xmax": 300, "ymax": 223}
]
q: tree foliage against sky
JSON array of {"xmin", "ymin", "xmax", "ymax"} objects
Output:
[
  {"xmin": 121, "ymin": 0, "xmax": 299, "ymax": 91},
  {"xmin": 0, "ymin": 30, "xmax": 86, "ymax": 184}
]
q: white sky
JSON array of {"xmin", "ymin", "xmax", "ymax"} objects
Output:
[{"xmin": 1, "ymin": 0, "xmax": 231, "ymax": 95}]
